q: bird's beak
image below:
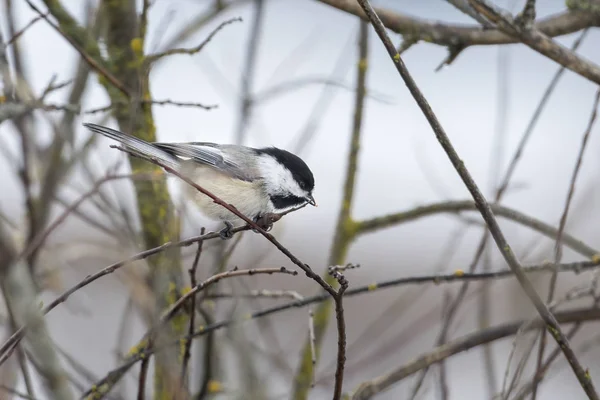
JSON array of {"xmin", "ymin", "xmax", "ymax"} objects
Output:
[{"xmin": 306, "ymin": 194, "xmax": 317, "ymax": 207}]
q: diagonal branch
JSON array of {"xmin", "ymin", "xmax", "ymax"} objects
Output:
[{"xmin": 355, "ymin": 0, "xmax": 599, "ymax": 399}]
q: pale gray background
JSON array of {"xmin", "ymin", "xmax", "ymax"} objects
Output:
[{"xmin": 1, "ymin": 0, "xmax": 600, "ymax": 399}]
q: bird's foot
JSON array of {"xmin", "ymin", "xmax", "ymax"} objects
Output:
[
  {"xmin": 252, "ymin": 213, "xmax": 281, "ymax": 233},
  {"xmin": 219, "ymin": 221, "xmax": 235, "ymax": 240}
]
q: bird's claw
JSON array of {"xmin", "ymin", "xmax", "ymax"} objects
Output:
[
  {"xmin": 252, "ymin": 214, "xmax": 276, "ymax": 233},
  {"xmin": 219, "ymin": 221, "xmax": 234, "ymax": 240}
]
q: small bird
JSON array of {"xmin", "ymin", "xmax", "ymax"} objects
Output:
[{"xmin": 83, "ymin": 123, "xmax": 316, "ymax": 239}]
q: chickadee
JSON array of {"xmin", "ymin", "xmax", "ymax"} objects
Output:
[{"xmin": 83, "ymin": 123, "xmax": 316, "ymax": 239}]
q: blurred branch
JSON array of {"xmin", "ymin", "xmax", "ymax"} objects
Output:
[
  {"xmin": 293, "ymin": 19, "xmax": 369, "ymax": 400},
  {"xmin": 180, "ymin": 228, "xmax": 205, "ymax": 386},
  {"xmin": 3, "ymin": 293, "xmax": 35, "ymax": 399},
  {"xmin": 17, "ymin": 173, "xmax": 154, "ymax": 264},
  {"xmin": 234, "ymin": 0, "xmax": 264, "ymax": 145},
  {"xmin": 356, "ymin": 1, "xmax": 598, "ymax": 399},
  {"xmin": 0, "ymin": 384, "xmax": 38, "ymax": 400},
  {"xmin": 83, "ymin": 266, "xmax": 299, "ymax": 399},
  {"xmin": 30, "ymin": 0, "xmax": 129, "ymax": 96},
  {"xmin": 532, "ymin": 86, "xmax": 600, "ymax": 400},
  {"xmin": 0, "ymin": 228, "xmax": 251, "ymax": 368},
  {"xmin": 0, "ymin": 224, "xmax": 72, "ymax": 400},
  {"xmin": 253, "ymin": 76, "xmax": 393, "ymax": 105},
  {"xmin": 355, "ymin": 199, "xmax": 598, "ymax": 258},
  {"xmin": 348, "ymin": 307, "xmax": 600, "ymax": 399},
  {"xmin": 467, "ymin": 0, "xmax": 600, "ymax": 85}
]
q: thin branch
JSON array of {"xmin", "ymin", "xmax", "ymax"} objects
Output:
[
  {"xmin": 308, "ymin": 308, "xmax": 316, "ymax": 388},
  {"xmin": 356, "ymin": 1, "xmax": 598, "ymax": 399},
  {"xmin": 532, "ymin": 86, "xmax": 600, "ymax": 400},
  {"xmin": 332, "ymin": 288, "xmax": 348, "ymax": 400},
  {"xmin": 146, "ymin": 17, "xmax": 242, "ymax": 64},
  {"xmin": 253, "ymin": 76, "xmax": 393, "ymax": 105},
  {"xmin": 6, "ymin": 12, "xmax": 48, "ymax": 45},
  {"xmin": 0, "ymin": 384, "xmax": 39, "ymax": 400},
  {"xmin": 180, "ymin": 228, "xmax": 206, "ymax": 384},
  {"xmin": 495, "ymin": 27, "xmax": 589, "ymax": 198},
  {"xmin": 84, "ymin": 99, "xmax": 218, "ymax": 114}
]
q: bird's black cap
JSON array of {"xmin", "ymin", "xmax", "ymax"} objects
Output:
[{"xmin": 255, "ymin": 147, "xmax": 315, "ymax": 192}]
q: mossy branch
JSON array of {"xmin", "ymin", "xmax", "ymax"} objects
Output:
[{"xmin": 100, "ymin": 1, "xmax": 185, "ymax": 397}]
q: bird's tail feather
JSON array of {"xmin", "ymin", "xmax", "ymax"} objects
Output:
[{"xmin": 83, "ymin": 123, "xmax": 180, "ymax": 170}]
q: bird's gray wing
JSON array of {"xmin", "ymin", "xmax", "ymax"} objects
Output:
[
  {"xmin": 154, "ymin": 142, "xmax": 258, "ymax": 182},
  {"xmin": 83, "ymin": 123, "xmax": 181, "ymax": 170}
]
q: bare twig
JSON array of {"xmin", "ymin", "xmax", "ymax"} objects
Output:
[
  {"xmin": 84, "ymin": 99, "xmax": 218, "ymax": 114},
  {"xmin": 146, "ymin": 17, "xmax": 243, "ymax": 64},
  {"xmin": 180, "ymin": 227, "xmax": 206, "ymax": 384},
  {"xmin": 6, "ymin": 13, "xmax": 48, "ymax": 45},
  {"xmin": 136, "ymin": 346, "xmax": 150, "ymax": 400},
  {"xmin": 328, "ymin": 267, "xmax": 350, "ymax": 400},
  {"xmin": 356, "ymin": 0, "xmax": 598, "ymax": 399},
  {"xmin": 308, "ymin": 308, "xmax": 316, "ymax": 388},
  {"xmin": 531, "ymin": 86, "xmax": 600, "ymax": 400}
]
